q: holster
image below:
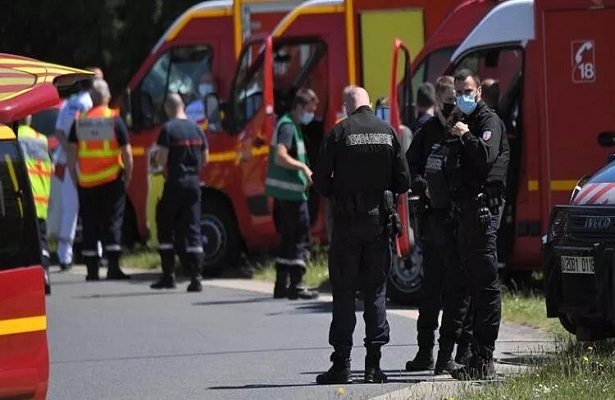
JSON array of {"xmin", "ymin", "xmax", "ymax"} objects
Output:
[
  {"xmin": 475, "ymin": 193, "xmax": 491, "ymax": 234},
  {"xmin": 382, "ymin": 190, "xmax": 402, "ymax": 238}
]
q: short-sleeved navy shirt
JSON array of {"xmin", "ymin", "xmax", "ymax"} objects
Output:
[
  {"xmin": 156, "ymin": 118, "xmax": 208, "ymax": 186},
  {"xmin": 68, "ymin": 116, "xmax": 130, "ymax": 146}
]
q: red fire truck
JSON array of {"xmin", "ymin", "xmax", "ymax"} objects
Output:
[
  {"xmin": 438, "ymin": 0, "xmax": 615, "ymax": 276},
  {"xmin": 118, "ymin": 0, "xmax": 465, "ymax": 284},
  {"xmin": 0, "ymin": 54, "xmax": 92, "ymax": 400}
]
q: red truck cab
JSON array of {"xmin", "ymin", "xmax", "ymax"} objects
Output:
[
  {"xmin": 446, "ymin": 0, "xmax": 615, "ymax": 274},
  {"xmin": 0, "ymin": 53, "xmax": 92, "ymax": 400}
]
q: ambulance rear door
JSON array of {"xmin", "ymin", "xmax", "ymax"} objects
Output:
[{"xmin": 536, "ymin": 0, "xmax": 615, "ymax": 210}]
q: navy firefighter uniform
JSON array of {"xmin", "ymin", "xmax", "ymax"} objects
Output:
[
  {"xmin": 313, "ymin": 105, "xmax": 411, "ymax": 385},
  {"xmin": 151, "ymin": 118, "xmax": 208, "ymax": 292}
]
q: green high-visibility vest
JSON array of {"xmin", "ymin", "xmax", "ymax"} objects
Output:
[
  {"xmin": 18, "ymin": 125, "xmax": 52, "ymax": 219},
  {"xmin": 264, "ymin": 114, "xmax": 309, "ymax": 201}
]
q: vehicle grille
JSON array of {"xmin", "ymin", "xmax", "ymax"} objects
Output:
[{"xmin": 567, "ymin": 212, "xmax": 615, "ymax": 241}]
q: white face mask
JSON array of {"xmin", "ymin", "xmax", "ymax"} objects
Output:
[{"xmin": 199, "ymin": 82, "xmax": 214, "ymax": 97}]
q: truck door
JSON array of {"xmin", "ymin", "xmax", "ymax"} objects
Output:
[
  {"xmin": 225, "ymin": 35, "xmax": 330, "ymax": 226},
  {"xmin": 389, "ymin": 39, "xmax": 413, "ymax": 258},
  {"xmin": 0, "ymin": 126, "xmax": 49, "ymax": 400},
  {"xmin": 539, "ymin": 4, "xmax": 615, "ymax": 208}
]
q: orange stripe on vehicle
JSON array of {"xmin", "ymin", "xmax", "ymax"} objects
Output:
[
  {"xmin": 273, "ymin": 5, "xmax": 343, "ymax": 37},
  {"xmin": 527, "ymin": 180, "xmax": 579, "ymax": 192},
  {"xmin": 132, "ymin": 147, "xmax": 145, "ymax": 156},
  {"xmin": 0, "ymin": 316, "xmax": 46, "ymax": 336},
  {"xmin": 166, "ymin": 8, "xmax": 233, "ymax": 42}
]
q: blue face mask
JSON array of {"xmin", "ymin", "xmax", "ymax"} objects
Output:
[
  {"xmin": 301, "ymin": 112, "xmax": 315, "ymax": 125},
  {"xmin": 456, "ymin": 94, "xmax": 477, "ymax": 115},
  {"xmin": 376, "ymin": 107, "xmax": 390, "ymax": 123}
]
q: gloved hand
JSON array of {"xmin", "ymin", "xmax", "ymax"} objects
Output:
[
  {"xmin": 484, "ymin": 183, "xmax": 504, "ymax": 213},
  {"xmin": 410, "ymin": 176, "xmax": 428, "ymax": 199}
]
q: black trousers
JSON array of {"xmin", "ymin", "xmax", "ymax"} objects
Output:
[
  {"xmin": 328, "ymin": 210, "xmax": 391, "ymax": 357},
  {"xmin": 78, "ymin": 176, "xmax": 125, "ymax": 260},
  {"xmin": 156, "ymin": 183, "xmax": 203, "ymax": 272},
  {"xmin": 416, "ymin": 208, "xmax": 473, "ymax": 349},
  {"xmin": 272, "ymin": 199, "xmax": 311, "ymax": 269},
  {"xmin": 38, "ymin": 218, "xmax": 50, "ymax": 271},
  {"xmin": 452, "ymin": 197, "xmax": 504, "ymax": 357}
]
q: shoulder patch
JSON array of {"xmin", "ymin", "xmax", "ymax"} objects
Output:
[{"xmin": 482, "ymin": 130, "xmax": 492, "ymax": 141}]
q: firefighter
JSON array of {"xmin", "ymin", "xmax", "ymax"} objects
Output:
[
  {"xmin": 67, "ymin": 79, "xmax": 133, "ymax": 281},
  {"xmin": 54, "ymin": 68, "xmax": 104, "ymax": 271},
  {"xmin": 150, "ymin": 93, "xmax": 208, "ymax": 292},
  {"xmin": 313, "ymin": 87, "xmax": 410, "ymax": 384},
  {"xmin": 18, "ymin": 116, "xmax": 53, "ymax": 295},
  {"xmin": 447, "ymin": 69, "xmax": 510, "ymax": 380},
  {"xmin": 404, "ymin": 75, "xmax": 473, "ymax": 374},
  {"xmin": 265, "ymin": 88, "xmax": 320, "ymax": 301}
]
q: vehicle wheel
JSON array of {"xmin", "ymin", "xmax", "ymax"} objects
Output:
[
  {"xmin": 387, "ymin": 241, "xmax": 424, "ymax": 306},
  {"xmin": 559, "ymin": 313, "xmax": 577, "ymax": 335},
  {"xmin": 201, "ymin": 199, "xmax": 241, "ymax": 277}
]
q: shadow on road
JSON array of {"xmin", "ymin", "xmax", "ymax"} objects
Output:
[{"xmin": 192, "ymin": 297, "xmax": 274, "ymax": 306}]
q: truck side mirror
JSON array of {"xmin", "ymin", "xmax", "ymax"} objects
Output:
[
  {"xmin": 597, "ymin": 131, "xmax": 615, "ymax": 147},
  {"xmin": 121, "ymin": 89, "xmax": 133, "ymax": 128}
]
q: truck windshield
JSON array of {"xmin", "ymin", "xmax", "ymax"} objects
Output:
[
  {"xmin": 0, "ymin": 140, "xmax": 41, "ymax": 269},
  {"xmin": 229, "ymin": 38, "xmax": 327, "ymax": 132}
]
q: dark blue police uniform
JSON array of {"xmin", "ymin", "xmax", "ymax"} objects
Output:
[
  {"xmin": 313, "ymin": 106, "xmax": 411, "ymax": 384},
  {"xmin": 151, "ymin": 118, "xmax": 208, "ymax": 292},
  {"xmin": 449, "ymin": 100, "xmax": 509, "ymax": 380}
]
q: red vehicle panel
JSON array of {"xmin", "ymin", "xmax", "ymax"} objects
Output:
[{"xmin": 0, "ymin": 54, "xmax": 92, "ymax": 400}]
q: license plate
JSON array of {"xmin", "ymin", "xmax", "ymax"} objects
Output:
[{"xmin": 561, "ymin": 256, "xmax": 595, "ymax": 274}]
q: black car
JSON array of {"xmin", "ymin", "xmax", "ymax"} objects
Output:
[{"xmin": 544, "ymin": 132, "xmax": 615, "ymax": 341}]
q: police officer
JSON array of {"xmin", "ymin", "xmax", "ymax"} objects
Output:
[
  {"xmin": 150, "ymin": 93, "xmax": 208, "ymax": 292},
  {"xmin": 313, "ymin": 87, "xmax": 410, "ymax": 384},
  {"xmin": 409, "ymin": 82, "xmax": 436, "ymax": 133},
  {"xmin": 265, "ymin": 88, "xmax": 320, "ymax": 300},
  {"xmin": 54, "ymin": 68, "xmax": 104, "ymax": 270},
  {"xmin": 67, "ymin": 79, "xmax": 134, "ymax": 281},
  {"xmin": 446, "ymin": 69, "xmax": 509, "ymax": 380},
  {"xmin": 18, "ymin": 115, "xmax": 53, "ymax": 295},
  {"xmin": 404, "ymin": 76, "xmax": 473, "ymax": 374}
]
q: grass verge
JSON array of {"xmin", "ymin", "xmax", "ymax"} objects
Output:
[
  {"xmin": 501, "ymin": 289, "xmax": 569, "ymax": 339},
  {"xmin": 457, "ymin": 339, "xmax": 615, "ymax": 400},
  {"xmin": 122, "ymin": 248, "xmax": 160, "ymax": 270}
]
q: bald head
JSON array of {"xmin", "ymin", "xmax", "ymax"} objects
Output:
[
  {"xmin": 86, "ymin": 67, "xmax": 104, "ymax": 79},
  {"xmin": 164, "ymin": 93, "xmax": 186, "ymax": 119},
  {"xmin": 344, "ymin": 87, "xmax": 371, "ymax": 115},
  {"xmin": 90, "ymin": 79, "xmax": 111, "ymax": 106}
]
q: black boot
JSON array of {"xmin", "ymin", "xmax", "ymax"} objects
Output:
[
  {"xmin": 405, "ymin": 346, "xmax": 434, "ymax": 371},
  {"xmin": 434, "ymin": 347, "xmax": 465, "ymax": 376},
  {"xmin": 85, "ymin": 258, "xmax": 100, "ymax": 281},
  {"xmin": 186, "ymin": 256, "xmax": 203, "ymax": 293},
  {"xmin": 106, "ymin": 252, "xmax": 131, "ymax": 280},
  {"xmin": 316, "ymin": 350, "xmax": 352, "ymax": 385},
  {"xmin": 450, "ymin": 351, "xmax": 496, "ymax": 381},
  {"xmin": 365, "ymin": 346, "xmax": 387, "ymax": 383},
  {"xmin": 151, "ymin": 253, "xmax": 176, "ymax": 289},
  {"xmin": 287, "ymin": 266, "xmax": 319, "ymax": 300},
  {"xmin": 273, "ymin": 264, "xmax": 289, "ymax": 298},
  {"xmin": 454, "ymin": 342, "xmax": 473, "ymax": 366}
]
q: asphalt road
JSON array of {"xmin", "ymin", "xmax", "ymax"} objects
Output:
[{"xmin": 46, "ymin": 267, "xmax": 554, "ymax": 400}]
